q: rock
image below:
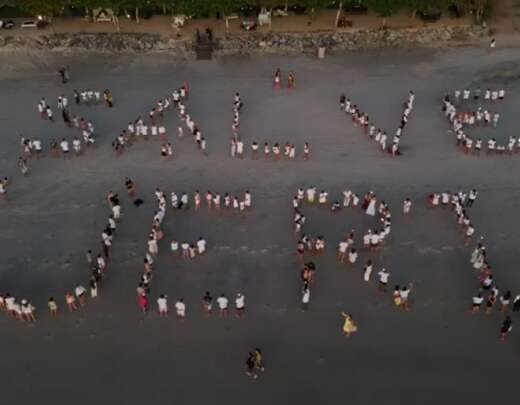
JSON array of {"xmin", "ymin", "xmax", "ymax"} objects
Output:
[{"xmin": 0, "ymin": 26, "xmax": 486, "ymax": 56}]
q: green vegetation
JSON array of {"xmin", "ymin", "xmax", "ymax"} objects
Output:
[{"xmin": 0, "ymin": 0, "xmax": 491, "ymax": 23}]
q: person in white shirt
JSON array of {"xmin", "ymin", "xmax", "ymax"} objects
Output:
[
  {"xmin": 467, "ymin": 189, "xmax": 478, "ymax": 207},
  {"xmin": 337, "ymin": 239, "xmax": 349, "ymax": 263},
  {"xmin": 148, "ymin": 236, "xmax": 159, "ymax": 256},
  {"xmin": 197, "ymin": 237, "xmax": 207, "ymax": 255},
  {"xmin": 72, "ymin": 137, "xmax": 81, "ymax": 155},
  {"xmin": 5, "ymin": 294, "xmax": 16, "ymax": 317},
  {"xmin": 32, "ymin": 139, "xmax": 42, "ymax": 156},
  {"xmin": 217, "ymin": 294, "xmax": 228, "ymax": 317},
  {"xmin": 60, "ymin": 138, "xmax": 70, "ymax": 156},
  {"xmin": 399, "ymin": 284, "xmax": 412, "ymax": 310},
  {"xmin": 75, "ymin": 284, "xmax": 87, "ymax": 306},
  {"xmin": 403, "ymin": 198, "xmax": 412, "ymax": 215},
  {"xmin": 471, "ymin": 293, "xmax": 484, "ymax": 313},
  {"xmin": 370, "ymin": 233, "xmax": 379, "ymax": 251},
  {"xmin": 180, "ymin": 192, "xmax": 188, "ymax": 209},
  {"xmin": 301, "ymin": 282, "xmax": 310, "ymax": 311},
  {"xmin": 306, "ymin": 187, "xmax": 316, "ymax": 203},
  {"xmin": 363, "ymin": 260, "xmax": 373, "ymax": 282},
  {"xmin": 158, "ymin": 125, "xmax": 166, "ymax": 139},
  {"xmin": 348, "ymin": 248, "xmax": 358, "ymax": 265},
  {"xmin": 97, "ymin": 254, "xmax": 106, "ymax": 272},
  {"xmin": 21, "ymin": 299, "xmax": 36, "ymax": 322},
  {"xmin": 175, "ymin": 299, "xmax": 186, "ymax": 320},
  {"xmin": 157, "ymin": 294, "xmax": 168, "ymax": 316},
  {"xmin": 180, "ymin": 241, "xmax": 190, "ymax": 258},
  {"xmin": 244, "ymin": 191, "xmax": 252, "ymax": 209},
  {"xmin": 38, "ymin": 101, "xmax": 45, "ymax": 117},
  {"xmin": 235, "ymin": 293, "xmax": 245, "ymax": 318},
  {"xmin": 378, "ymin": 268, "xmax": 389, "ymax": 292},
  {"xmin": 318, "ymin": 191, "xmax": 328, "ymax": 205}
]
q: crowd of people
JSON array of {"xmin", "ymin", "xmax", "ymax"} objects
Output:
[
  {"xmin": 170, "ymin": 237, "xmax": 207, "ymax": 259},
  {"xmin": 154, "ymin": 291, "xmax": 246, "ymax": 320},
  {"xmin": 169, "ymin": 189, "xmax": 252, "ymax": 211},
  {"xmin": 5, "ymin": 70, "xmax": 519, "ymax": 348},
  {"xmin": 428, "ymin": 188, "xmax": 517, "ymax": 340},
  {"xmin": 0, "ymin": 293, "xmax": 37, "ymax": 322},
  {"xmin": 19, "ymin": 94, "xmax": 98, "ymax": 172},
  {"xmin": 0, "ymin": 181, "xmax": 125, "ymax": 321},
  {"xmin": 230, "ymin": 90, "xmax": 309, "ymax": 162},
  {"xmin": 73, "ymin": 89, "xmax": 114, "ymax": 107},
  {"xmin": 428, "ymin": 189, "xmax": 478, "ymax": 244},
  {"xmin": 339, "ymin": 91, "xmax": 415, "ymax": 156},
  {"xmin": 292, "ymin": 188, "xmax": 416, "ymax": 314},
  {"xmin": 273, "ymin": 68, "xmax": 295, "ymax": 90},
  {"xmin": 134, "ymin": 186, "xmax": 252, "ymax": 315},
  {"xmin": 112, "ymin": 83, "xmax": 208, "ymax": 156},
  {"xmin": 442, "ymin": 88, "xmax": 513, "ymax": 154},
  {"xmin": 231, "ymin": 140, "xmax": 310, "ymax": 160}
]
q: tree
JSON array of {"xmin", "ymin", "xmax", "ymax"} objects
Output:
[
  {"xmin": 301, "ymin": 0, "xmax": 330, "ymax": 19},
  {"xmin": 19, "ymin": 0, "xmax": 67, "ymax": 17},
  {"xmin": 365, "ymin": 0, "xmax": 402, "ymax": 17},
  {"xmin": 404, "ymin": 0, "xmax": 450, "ymax": 15},
  {"xmin": 457, "ymin": 0, "xmax": 491, "ymax": 24}
]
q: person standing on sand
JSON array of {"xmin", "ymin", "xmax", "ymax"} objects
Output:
[
  {"xmin": 500, "ymin": 316, "xmax": 512, "ymax": 341},
  {"xmin": 18, "ymin": 157, "xmax": 29, "ymax": 175},
  {"xmin": 125, "ymin": 177, "xmax": 135, "ymax": 198},
  {"xmin": 157, "ymin": 294, "xmax": 168, "ymax": 317},
  {"xmin": 254, "ymin": 348, "xmax": 264, "ymax": 372},
  {"xmin": 48, "ymin": 297, "xmax": 58, "ymax": 316},
  {"xmin": 512, "ymin": 294, "xmax": 520, "ymax": 312},
  {"xmin": 245, "ymin": 352, "xmax": 257, "ymax": 379},
  {"xmin": 217, "ymin": 293, "xmax": 228, "ymax": 317},
  {"xmin": 274, "ymin": 68, "xmax": 281, "ymax": 89},
  {"xmin": 378, "ymin": 268, "xmax": 389, "ymax": 292},
  {"xmin": 403, "ymin": 198, "xmax": 412, "ymax": 215},
  {"xmin": 301, "ymin": 282, "xmax": 310, "ymax": 311},
  {"xmin": 235, "ymin": 293, "xmax": 245, "ymax": 318},
  {"xmin": 65, "ymin": 292, "xmax": 77, "ymax": 312},
  {"xmin": 175, "ymin": 299, "xmax": 186, "ymax": 321},
  {"xmin": 58, "ymin": 66, "xmax": 69, "ymax": 83},
  {"xmin": 0, "ymin": 177, "xmax": 8, "ymax": 197},
  {"xmin": 363, "ymin": 259, "xmax": 373, "ymax": 282},
  {"xmin": 471, "ymin": 292, "xmax": 484, "ymax": 314},
  {"xmin": 341, "ymin": 312, "xmax": 358, "ymax": 337},
  {"xmin": 138, "ymin": 292, "xmax": 148, "ymax": 314},
  {"xmin": 288, "ymin": 71, "xmax": 295, "ymax": 88},
  {"xmin": 202, "ymin": 291, "xmax": 213, "ymax": 316},
  {"xmin": 103, "ymin": 89, "xmax": 113, "ymax": 108},
  {"xmin": 399, "ymin": 284, "xmax": 413, "ymax": 310}
]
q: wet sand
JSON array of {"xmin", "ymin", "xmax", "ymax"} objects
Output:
[{"xmin": 1, "ymin": 47, "xmax": 520, "ymax": 404}]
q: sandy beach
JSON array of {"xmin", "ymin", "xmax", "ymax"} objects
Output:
[{"xmin": 1, "ymin": 45, "xmax": 520, "ymax": 404}]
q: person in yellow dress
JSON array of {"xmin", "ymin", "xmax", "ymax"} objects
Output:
[{"xmin": 341, "ymin": 312, "xmax": 358, "ymax": 337}]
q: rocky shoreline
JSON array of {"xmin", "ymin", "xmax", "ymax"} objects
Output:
[{"xmin": 0, "ymin": 25, "xmax": 487, "ymax": 56}]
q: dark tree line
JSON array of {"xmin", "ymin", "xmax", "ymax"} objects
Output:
[{"xmin": 0, "ymin": 0, "xmax": 492, "ymax": 24}]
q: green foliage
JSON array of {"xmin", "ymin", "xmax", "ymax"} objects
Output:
[
  {"xmin": 365, "ymin": 0, "xmax": 402, "ymax": 16},
  {"xmin": 301, "ymin": 0, "xmax": 330, "ymax": 16},
  {"xmin": 18, "ymin": 0, "xmax": 67, "ymax": 16},
  {"xmin": 9, "ymin": 0, "xmax": 493, "ymax": 19},
  {"xmin": 404, "ymin": 0, "xmax": 451, "ymax": 12}
]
